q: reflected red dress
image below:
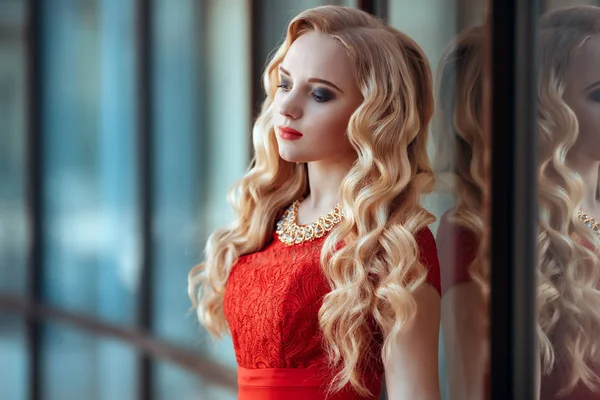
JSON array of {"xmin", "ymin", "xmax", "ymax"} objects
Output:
[
  {"xmin": 541, "ymin": 366, "xmax": 600, "ymax": 399},
  {"xmin": 436, "ymin": 210, "xmax": 490, "ymax": 397},
  {"xmin": 437, "ymin": 210, "xmax": 600, "ymax": 399},
  {"xmin": 436, "ymin": 211, "xmax": 480, "ymax": 296},
  {"xmin": 540, "ymin": 238, "xmax": 600, "ymax": 400},
  {"xmin": 223, "ymin": 226, "xmax": 441, "ymax": 400}
]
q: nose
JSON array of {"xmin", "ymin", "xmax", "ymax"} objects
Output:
[{"xmin": 279, "ymin": 95, "xmax": 302, "ymax": 120}]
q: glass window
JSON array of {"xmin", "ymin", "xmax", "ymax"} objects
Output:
[
  {"xmin": 0, "ymin": 0, "xmax": 27, "ymax": 296},
  {"xmin": 40, "ymin": 0, "xmax": 139, "ymax": 397},
  {"xmin": 0, "ymin": 314, "xmax": 28, "ymax": 400},
  {"xmin": 536, "ymin": 1, "xmax": 600, "ymax": 399},
  {"xmin": 388, "ymin": 2, "xmax": 489, "ymax": 399},
  {"xmin": 42, "ymin": 323, "xmax": 138, "ymax": 399}
]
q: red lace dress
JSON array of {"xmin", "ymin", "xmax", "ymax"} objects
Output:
[{"xmin": 223, "ymin": 227, "xmax": 441, "ymax": 400}]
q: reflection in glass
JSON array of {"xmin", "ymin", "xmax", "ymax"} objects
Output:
[
  {"xmin": 387, "ymin": 3, "xmax": 490, "ymax": 399},
  {"xmin": 536, "ymin": 5, "xmax": 600, "ymax": 400},
  {"xmin": 432, "ymin": 26, "xmax": 488, "ymax": 400}
]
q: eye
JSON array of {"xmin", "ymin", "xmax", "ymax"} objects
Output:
[
  {"xmin": 277, "ymin": 78, "xmax": 291, "ymax": 91},
  {"xmin": 312, "ymin": 88, "xmax": 335, "ymax": 103},
  {"xmin": 590, "ymin": 89, "xmax": 600, "ymax": 103}
]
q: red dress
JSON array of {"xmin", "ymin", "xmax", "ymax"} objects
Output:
[
  {"xmin": 436, "ymin": 211, "xmax": 490, "ymax": 397},
  {"xmin": 437, "ymin": 210, "xmax": 600, "ymax": 399},
  {"xmin": 223, "ymin": 226, "xmax": 441, "ymax": 400},
  {"xmin": 540, "ymin": 366, "xmax": 600, "ymax": 399},
  {"xmin": 539, "ymin": 239, "xmax": 600, "ymax": 399},
  {"xmin": 435, "ymin": 210, "xmax": 480, "ymax": 296}
]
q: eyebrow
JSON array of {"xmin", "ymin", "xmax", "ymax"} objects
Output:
[
  {"xmin": 584, "ymin": 80, "xmax": 600, "ymax": 91},
  {"xmin": 279, "ymin": 66, "xmax": 344, "ymax": 93}
]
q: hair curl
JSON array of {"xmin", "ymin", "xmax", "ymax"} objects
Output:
[
  {"xmin": 536, "ymin": 6, "xmax": 600, "ymax": 395},
  {"xmin": 188, "ymin": 5, "xmax": 435, "ymax": 396},
  {"xmin": 432, "ymin": 26, "xmax": 488, "ymax": 293}
]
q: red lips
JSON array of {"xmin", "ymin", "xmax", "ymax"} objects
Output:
[{"xmin": 278, "ymin": 126, "xmax": 303, "ymax": 140}]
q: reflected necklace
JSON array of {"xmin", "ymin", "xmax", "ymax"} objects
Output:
[
  {"xmin": 276, "ymin": 200, "xmax": 344, "ymax": 246},
  {"xmin": 576, "ymin": 209, "xmax": 600, "ymax": 235}
]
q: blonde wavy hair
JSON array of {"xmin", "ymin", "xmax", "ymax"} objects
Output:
[
  {"xmin": 188, "ymin": 5, "xmax": 435, "ymax": 396},
  {"xmin": 536, "ymin": 6, "xmax": 600, "ymax": 395},
  {"xmin": 432, "ymin": 26, "xmax": 488, "ymax": 292}
]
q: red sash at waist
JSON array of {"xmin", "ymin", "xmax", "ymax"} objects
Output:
[
  {"xmin": 238, "ymin": 366, "xmax": 326, "ymax": 387},
  {"xmin": 236, "ymin": 366, "xmax": 382, "ymax": 400}
]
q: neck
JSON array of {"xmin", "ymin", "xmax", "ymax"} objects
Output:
[
  {"xmin": 569, "ymin": 156, "xmax": 600, "ymax": 215},
  {"xmin": 304, "ymin": 159, "xmax": 354, "ymax": 211}
]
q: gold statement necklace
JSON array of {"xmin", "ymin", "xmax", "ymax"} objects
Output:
[
  {"xmin": 276, "ymin": 200, "xmax": 344, "ymax": 246},
  {"xmin": 577, "ymin": 209, "xmax": 600, "ymax": 235}
]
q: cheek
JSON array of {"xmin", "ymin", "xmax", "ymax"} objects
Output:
[
  {"xmin": 271, "ymin": 96, "xmax": 283, "ymax": 124},
  {"xmin": 568, "ymin": 100, "xmax": 600, "ymax": 160},
  {"xmin": 307, "ymin": 105, "xmax": 355, "ymax": 141},
  {"xmin": 574, "ymin": 102, "xmax": 600, "ymax": 140}
]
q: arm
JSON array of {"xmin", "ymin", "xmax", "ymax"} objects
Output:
[
  {"xmin": 441, "ymin": 282, "xmax": 488, "ymax": 400},
  {"xmin": 437, "ymin": 213, "xmax": 488, "ymax": 400},
  {"xmin": 384, "ymin": 284, "xmax": 442, "ymax": 400}
]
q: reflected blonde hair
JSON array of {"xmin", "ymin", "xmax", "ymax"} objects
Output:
[
  {"xmin": 432, "ymin": 26, "xmax": 488, "ymax": 292},
  {"xmin": 188, "ymin": 5, "xmax": 435, "ymax": 396},
  {"xmin": 536, "ymin": 6, "xmax": 600, "ymax": 395}
]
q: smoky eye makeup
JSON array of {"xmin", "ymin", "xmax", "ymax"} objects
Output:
[
  {"xmin": 277, "ymin": 76, "xmax": 292, "ymax": 90},
  {"xmin": 312, "ymin": 87, "xmax": 336, "ymax": 103},
  {"xmin": 589, "ymin": 88, "xmax": 600, "ymax": 103}
]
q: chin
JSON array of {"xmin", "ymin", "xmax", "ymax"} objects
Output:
[
  {"xmin": 277, "ymin": 148, "xmax": 312, "ymax": 163},
  {"xmin": 278, "ymin": 152, "xmax": 306, "ymax": 163}
]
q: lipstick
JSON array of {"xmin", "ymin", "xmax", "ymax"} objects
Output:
[{"xmin": 278, "ymin": 126, "xmax": 303, "ymax": 140}]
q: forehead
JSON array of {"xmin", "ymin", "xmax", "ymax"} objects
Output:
[
  {"xmin": 282, "ymin": 32, "xmax": 355, "ymax": 85},
  {"xmin": 569, "ymin": 35, "xmax": 600, "ymax": 89}
]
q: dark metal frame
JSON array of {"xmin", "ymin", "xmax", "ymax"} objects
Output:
[
  {"xmin": 135, "ymin": 0, "xmax": 155, "ymax": 398},
  {"xmin": 24, "ymin": 0, "xmax": 43, "ymax": 398},
  {"xmin": 488, "ymin": 0, "xmax": 538, "ymax": 398}
]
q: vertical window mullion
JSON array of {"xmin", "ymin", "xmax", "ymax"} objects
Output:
[
  {"xmin": 24, "ymin": 0, "xmax": 43, "ymax": 398},
  {"xmin": 489, "ymin": 0, "xmax": 539, "ymax": 398},
  {"xmin": 135, "ymin": 0, "xmax": 155, "ymax": 399}
]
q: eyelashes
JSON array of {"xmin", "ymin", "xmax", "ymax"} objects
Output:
[
  {"xmin": 276, "ymin": 77, "xmax": 336, "ymax": 103},
  {"xmin": 312, "ymin": 88, "xmax": 334, "ymax": 103},
  {"xmin": 276, "ymin": 78, "xmax": 291, "ymax": 91}
]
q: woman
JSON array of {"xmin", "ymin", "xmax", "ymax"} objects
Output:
[
  {"xmin": 432, "ymin": 26, "xmax": 489, "ymax": 400},
  {"xmin": 188, "ymin": 5, "xmax": 442, "ymax": 400},
  {"xmin": 536, "ymin": 6, "xmax": 600, "ymax": 399}
]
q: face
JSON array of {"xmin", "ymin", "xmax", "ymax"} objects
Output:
[
  {"xmin": 271, "ymin": 32, "xmax": 363, "ymax": 164},
  {"xmin": 563, "ymin": 35, "xmax": 600, "ymax": 162}
]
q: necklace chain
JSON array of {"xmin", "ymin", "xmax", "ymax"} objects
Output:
[
  {"xmin": 276, "ymin": 200, "xmax": 344, "ymax": 246},
  {"xmin": 577, "ymin": 209, "xmax": 600, "ymax": 235}
]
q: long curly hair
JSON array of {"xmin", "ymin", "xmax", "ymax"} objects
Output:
[
  {"xmin": 536, "ymin": 6, "xmax": 600, "ymax": 395},
  {"xmin": 432, "ymin": 26, "xmax": 488, "ymax": 292},
  {"xmin": 188, "ymin": 5, "xmax": 435, "ymax": 396}
]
